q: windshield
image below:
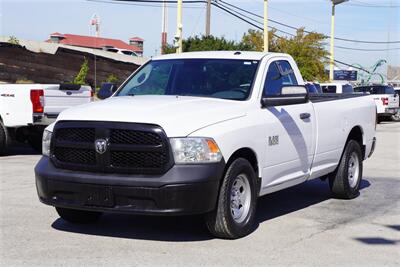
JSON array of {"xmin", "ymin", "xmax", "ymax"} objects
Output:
[{"xmin": 116, "ymin": 59, "xmax": 259, "ymax": 100}]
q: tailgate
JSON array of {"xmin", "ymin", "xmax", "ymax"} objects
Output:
[
  {"xmin": 43, "ymin": 84, "xmax": 93, "ymax": 116},
  {"xmin": 388, "ymin": 94, "xmax": 399, "ymax": 108}
]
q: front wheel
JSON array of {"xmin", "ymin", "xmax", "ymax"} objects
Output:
[
  {"xmin": 205, "ymin": 158, "xmax": 258, "ymax": 239},
  {"xmin": 328, "ymin": 140, "xmax": 363, "ymax": 199},
  {"xmin": 56, "ymin": 207, "xmax": 102, "ymax": 224}
]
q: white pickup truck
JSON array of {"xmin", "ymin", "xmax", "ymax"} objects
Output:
[
  {"xmin": 354, "ymin": 85, "xmax": 399, "ymax": 123},
  {"xmin": 0, "ymin": 84, "xmax": 93, "ymax": 154},
  {"xmin": 35, "ymin": 52, "xmax": 376, "ymax": 239}
]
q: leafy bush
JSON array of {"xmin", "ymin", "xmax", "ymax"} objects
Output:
[
  {"xmin": 73, "ymin": 58, "xmax": 89, "ymax": 85},
  {"xmin": 8, "ymin": 36, "xmax": 20, "ymax": 45},
  {"xmin": 16, "ymin": 78, "xmax": 34, "ymax": 84},
  {"xmin": 105, "ymin": 74, "xmax": 119, "ymax": 84}
]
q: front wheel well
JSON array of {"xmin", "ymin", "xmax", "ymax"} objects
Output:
[{"xmin": 226, "ymin": 148, "xmax": 259, "ymax": 178}]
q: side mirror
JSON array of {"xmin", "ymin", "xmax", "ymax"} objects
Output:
[
  {"xmin": 261, "ymin": 86, "xmax": 309, "ymax": 107},
  {"xmin": 97, "ymin": 83, "xmax": 116, "ymax": 100}
]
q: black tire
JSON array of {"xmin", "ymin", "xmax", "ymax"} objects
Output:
[
  {"xmin": 205, "ymin": 158, "xmax": 258, "ymax": 239},
  {"xmin": 0, "ymin": 121, "xmax": 8, "ymax": 156},
  {"xmin": 56, "ymin": 207, "xmax": 102, "ymax": 224},
  {"xmin": 27, "ymin": 134, "xmax": 43, "ymax": 153},
  {"xmin": 328, "ymin": 140, "xmax": 363, "ymax": 199}
]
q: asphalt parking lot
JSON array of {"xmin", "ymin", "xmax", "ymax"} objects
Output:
[{"xmin": 1, "ymin": 123, "xmax": 399, "ymax": 266}]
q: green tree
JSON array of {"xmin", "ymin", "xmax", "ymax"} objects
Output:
[
  {"xmin": 8, "ymin": 36, "xmax": 20, "ymax": 45},
  {"xmin": 164, "ymin": 35, "xmax": 251, "ymax": 54},
  {"xmin": 241, "ymin": 29, "xmax": 280, "ymax": 52},
  {"xmin": 73, "ymin": 58, "xmax": 89, "ymax": 85},
  {"xmin": 277, "ymin": 28, "xmax": 329, "ymax": 81},
  {"xmin": 105, "ymin": 74, "xmax": 119, "ymax": 84},
  {"xmin": 241, "ymin": 28, "xmax": 328, "ymax": 81}
]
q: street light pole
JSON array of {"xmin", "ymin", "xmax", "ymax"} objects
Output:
[
  {"xmin": 176, "ymin": 0, "xmax": 183, "ymax": 53},
  {"xmin": 264, "ymin": 0, "xmax": 268, "ymax": 52},
  {"xmin": 329, "ymin": 3, "xmax": 336, "ymax": 81},
  {"xmin": 205, "ymin": 0, "xmax": 211, "ymax": 36},
  {"xmin": 329, "ymin": 0, "xmax": 348, "ymax": 81}
]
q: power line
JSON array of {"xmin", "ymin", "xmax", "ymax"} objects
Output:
[
  {"xmin": 215, "ymin": 1, "xmax": 297, "ymax": 37},
  {"xmin": 335, "ymin": 45, "xmax": 400, "ymax": 52},
  {"xmin": 218, "ymin": 0, "xmax": 400, "ymax": 44},
  {"xmin": 216, "ymin": 1, "xmax": 399, "ymax": 52},
  {"xmin": 348, "ymin": 0, "xmax": 400, "ymax": 8},
  {"xmin": 87, "ymin": 0, "xmax": 205, "ymax": 8},
  {"xmin": 92, "ymin": 0, "xmax": 374, "ymax": 73},
  {"xmin": 106, "ymin": 0, "xmax": 400, "ymax": 52},
  {"xmin": 210, "ymin": 2, "xmax": 370, "ymax": 73}
]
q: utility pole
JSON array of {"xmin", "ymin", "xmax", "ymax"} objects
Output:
[
  {"xmin": 329, "ymin": 3, "xmax": 335, "ymax": 81},
  {"xmin": 263, "ymin": 0, "xmax": 268, "ymax": 52},
  {"xmin": 329, "ymin": 0, "xmax": 348, "ymax": 81},
  {"xmin": 161, "ymin": 0, "xmax": 168, "ymax": 54},
  {"xmin": 205, "ymin": 0, "xmax": 211, "ymax": 36},
  {"xmin": 175, "ymin": 0, "xmax": 183, "ymax": 53}
]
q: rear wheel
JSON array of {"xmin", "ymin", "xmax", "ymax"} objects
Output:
[
  {"xmin": 328, "ymin": 140, "xmax": 363, "ymax": 199},
  {"xmin": 0, "ymin": 121, "xmax": 8, "ymax": 155},
  {"xmin": 205, "ymin": 158, "xmax": 257, "ymax": 239},
  {"xmin": 56, "ymin": 207, "xmax": 102, "ymax": 224}
]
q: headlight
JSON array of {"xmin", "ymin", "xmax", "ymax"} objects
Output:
[
  {"xmin": 169, "ymin": 138, "xmax": 223, "ymax": 164},
  {"xmin": 42, "ymin": 130, "xmax": 52, "ymax": 157}
]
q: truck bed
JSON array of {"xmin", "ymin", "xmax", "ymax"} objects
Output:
[{"xmin": 309, "ymin": 93, "xmax": 367, "ymax": 103}]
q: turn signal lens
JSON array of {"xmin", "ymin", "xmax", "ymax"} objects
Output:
[{"xmin": 206, "ymin": 139, "xmax": 220, "ymax": 154}]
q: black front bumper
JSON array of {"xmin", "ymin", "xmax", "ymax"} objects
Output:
[{"xmin": 35, "ymin": 157, "xmax": 225, "ymax": 215}]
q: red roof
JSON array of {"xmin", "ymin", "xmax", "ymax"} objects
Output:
[
  {"xmin": 46, "ymin": 33, "xmax": 142, "ymax": 52},
  {"xmin": 130, "ymin": 37, "xmax": 144, "ymax": 42}
]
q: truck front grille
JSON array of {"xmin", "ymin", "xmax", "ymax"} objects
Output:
[{"xmin": 51, "ymin": 121, "xmax": 173, "ymax": 174}]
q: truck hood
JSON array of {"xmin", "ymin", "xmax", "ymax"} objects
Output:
[{"xmin": 56, "ymin": 95, "xmax": 247, "ymax": 136}]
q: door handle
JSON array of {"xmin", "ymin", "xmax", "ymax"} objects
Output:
[{"xmin": 300, "ymin": 113, "xmax": 311, "ymax": 120}]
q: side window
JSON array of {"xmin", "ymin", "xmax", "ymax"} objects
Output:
[
  {"xmin": 277, "ymin": 61, "xmax": 298, "ymax": 87},
  {"xmin": 263, "ymin": 60, "xmax": 298, "ymax": 96}
]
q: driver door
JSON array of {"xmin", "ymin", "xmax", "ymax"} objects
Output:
[{"xmin": 260, "ymin": 60, "xmax": 315, "ymax": 191}]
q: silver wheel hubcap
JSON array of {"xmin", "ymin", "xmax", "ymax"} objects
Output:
[
  {"xmin": 348, "ymin": 152, "xmax": 360, "ymax": 188},
  {"xmin": 230, "ymin": 174, "xmax": 251, "ymax": 224}
]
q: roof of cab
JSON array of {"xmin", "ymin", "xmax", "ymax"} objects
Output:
[{"xmin": 153, "ymin": 51, "xmax": 289, "ymax": 61}]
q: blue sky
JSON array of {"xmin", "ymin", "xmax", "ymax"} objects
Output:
[{"xmin": 1, "ymin": 0, "xmax": 399, "ymax": 75}]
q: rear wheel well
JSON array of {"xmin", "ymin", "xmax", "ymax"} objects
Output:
[
  {"xmin": 347, "ymin": 126, "xmax": 364, "ymax": 158},
  {"xmin": 226, "ymin": 148, "xmax": 259, "ymax": 178}
]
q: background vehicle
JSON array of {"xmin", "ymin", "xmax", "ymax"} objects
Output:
[
  {"xmin": 354, "ymin": 85, "xmax": 399, "ymax": 123},
  {"xmin": 97, "ymin": 82, "xmax": 120, "ymax": 99},
  {"xmin": 313, "ymin": 82, "xmax": 322, "ymax": 93},
  {"xmin": 0, "ymin": 84, "xmax": 93, "ymax": 154},
  {"xmin": 305, "ymin": 82, "xmax": 318, "ymax": 94},
  {"xmin": 35, "ymin": 52, "xmax": 376, "ymax": 239},
  {"xmin": 321, "ymin": 82, "xmax": 354, "ymax": 94},
  {"xmin": 105, "ymin": 47, "xmax": 138, "ymax": 57},
  {"xmin": 392, "ymin": 88, "xmax": 400, "ymax": 121}
]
